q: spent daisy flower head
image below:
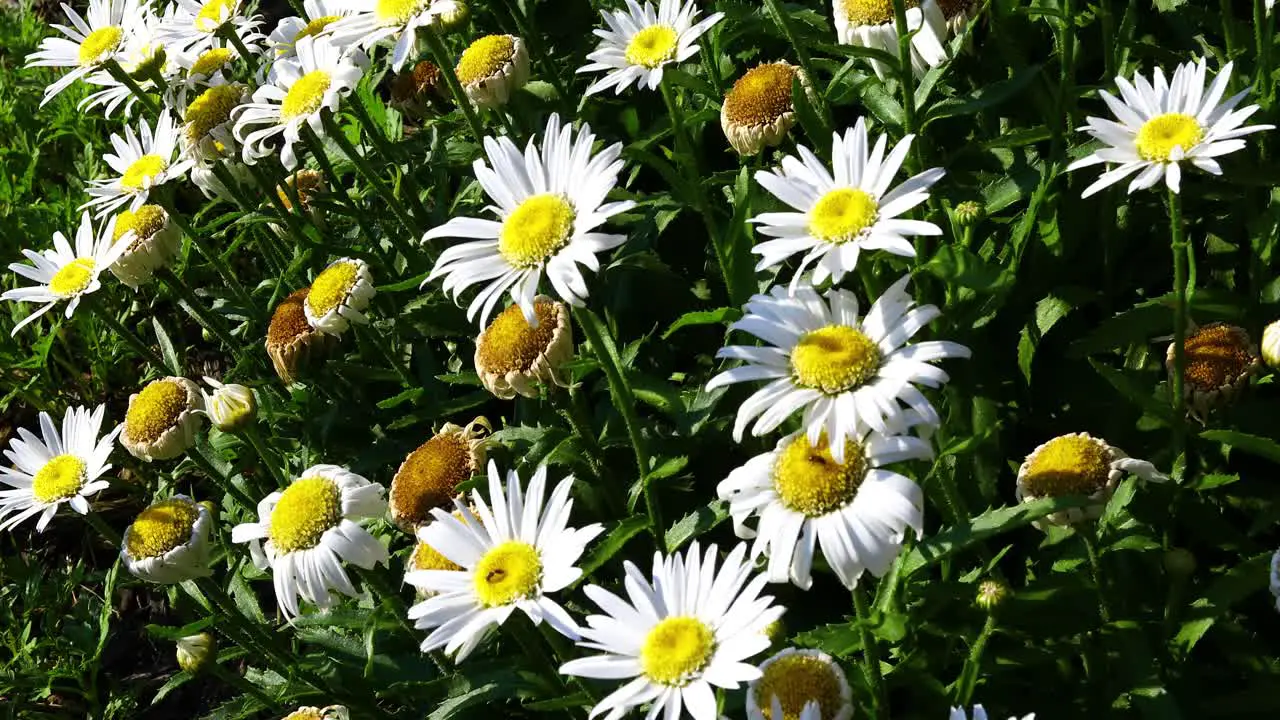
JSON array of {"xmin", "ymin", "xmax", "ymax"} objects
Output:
[
  {"xmin": 269, "ymin": 0, "xmax": 358, "ymax": 59},
  {"xmin": 719, "ymin": 430, "xmax": 927, "ymax": 590},
  {"xmin": 0, "ymin": 405, "xmax": 120, "ymax": 533},
  {"xmin": 266, "ymin": 288, "xmax": 337, "ymax": 383},
  {"xmin": 325, "ymin": 0, "xmax": 461, "ymax": 70},
  {"xmin": 455, "ymin": 34, "xmax": 530, "ymax": 109},
  {"xmin": 559, "ymin": 542, "xmax": 785, "ymax": 720},
  {"xmin": 232, "ymin": 36, "xmax": 368, "ymax": 170},
  {"xmin": 24, "ymin": 0, "xmax": 147, "ymax": 106},
  {"xmin": 406, "ymin": 462, "xmax": 604, "ymax": 660},
  {"xmin": 578, "ymin": 0, "xmax": 724, "ymax": 96},
  {"xmin": 424, "ymin": 114, "xmax": 635, "ymax": 327},
  {"xmin": 746, "ymin": 648, "xmax": 853, "ymax": 720},
  {"xmin": 1015, "ymin": 432, "xmax": 1168, "ymax": 528},
  {"xmin": 83, "ymin": 110, "xmax": 194, "ymax": 218},
  {"xmin": 752, "ymin": 118, "xmax": 945, "ymax": 289},
  {"xmin": 705, "ymin": 278, "xmax": 970, "ymax": 461},
  {"xmin": 107, "ymin": 204, "xmax": 182, "ymax": 289},
  {"xmin": 156, "ymin": 0, "xmax": 264, "ymax": 58},
  {"xmin": 832, "ymin": 0, "xmax": 950, "ymax": 80},
  {"xmin": 2, "ymin": 212, "xmax": 129, "ymax": 335},
  {"xmin": 304, "ymin": 257, "xmax": 376, "ymax": 336},
  {"xmin": 721, "ymin": 62, "xmax": 810, "ymax": 156},
  {"xmin": 121, "ymin": 494, "xmax": 213, "ymax": 583},
  {"xmin": 1167, "ymin": 322, "xmax": 1261, "ymax": 421},
  {"xmin": 1067, "ymin": 59, "xmax": 1273, "ymax": 197},
  {"xmin": 389, "ymin": 418, "xmax": 489, "ymax": 531},
  {"xmin": 949, "ymin": 707, "xmax": 1035, "ymax": 720},
  {"xmin": 232, "ymin": 465, "xmax": 389, "ymax": 618},
  {"xmin": 475, "ymin": 297, "xmax": 574, "ymax": 399},
  {"xmin": 120, "ymin": 377, "xmax": 207, "ymax": 462}
]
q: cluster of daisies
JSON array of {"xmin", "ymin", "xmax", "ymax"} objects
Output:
[{"xmin": 7, "ymin": 0, "xmax": 1280, "ymax": 718}]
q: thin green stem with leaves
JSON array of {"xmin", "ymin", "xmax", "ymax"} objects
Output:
[
  {"xmin": 852, "ymin": 584, "xmax": 888, "ymax": 719},
  {"xmin": 420, "ymin": 26, "xmax": 488, "ymax": 144},
  {"xmin": 1081, "ymin": 528, "xmax": 1114, "ymax": 623},
  {"xmin": 104, "ymin": 60, "xmax": 158, "ymax": 115},
  {"xmin": 321, "ymin": 111, "xmax": 421, "ymax": 238},
  {"xmin": 242, "ymin": 423, "xmax": 288, "ymax": 489},
  {"xmin": 1168, "ymin": 189, "xmax": 1188, "ymax": 451},
  {"xmin": 209, "ymin": 662, "xmax": 283, "ymax": 712},
  {"xmin": 954, "ymin": 613, "xmax": 998, "ymax": 706},
  {"xmin": 891, "ymin": 0, "xmax": 924, "ymax": 172},
  {"xmin": 187, "ymin": 448, "xmax": 258, "ymax": 511},
  {"xmin": 157, "ymin": 267, "xmax": 239, "ymax": 349},
  {"xmin": 89, "ymin": 300, "xmax": 166, "ymax": 369}
]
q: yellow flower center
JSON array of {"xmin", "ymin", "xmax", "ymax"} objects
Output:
[
  {"xmin": 125, "ymin": 379, "xmax": 189, "ymax": 445},
  {"xmin": 772, "ymin": 434, "xmax": 865, "ymax": 517},
  {"xmin": 1022, "ymin": 435, "xmax": 1112, "ymax": 498},
  {"xmin": 456, "ymin": 35, "xmax": 516, "ymax": 85},
  {"xmin": 1182, "ymin": 324, "xmax": 1256, "ymax": 392},
  {"xmin": 269, "ymin": 476, "xmax": 342, "ymax": 553},
  {"xmin": 755, "ymin": 654, "xmax": 846, "ymax": 720},
  {"xmin": 472, "ymin": 540, "xmax": 542, "ymax": 607},
  {"xmin": 282, "ymin": 709, "xmax": 326, "ymax": 720},
  {"xmin": 306, "ymin": 261, "xmax": 359, "ymax": 317},
  {"xmin": 499, "ymin": 194, "xmax": 576, "ymax": 269},
  {"xmin": 840, "ymin": 0, "xmax": 916, "ymax": 25},
  {"xmin": 376, "ymin": 0, "xmax": 430, "ymax": 25},
  {"xmin": 268, "ymin": 289, "xmax": 315, "ymax": 347},
  {"xmin": 195, "ymin": 0, "xmax": 236, "ymax": 32},
  {"xmin": 392, "ymin": 432, "xmax": 474, "ymax": 526},
  {"xmin": 121, "ymin": 154, "xmax": 167, "ymax": 192},
  {"xmin": 48, "ymin": 257, "xmax": 96, "ymax": 297},
  {"xmin": 625, "ymin": 25, "xmax": 678, "ymax": 69},
  {"xmin": 125, "ymin": 498, "xmax": 200, "ymax": 559},
  {"xmin": 724, "ymin": 63, "xmax": 796, "ymax": 127},
  {"xmin": 190, "ymin": 47, "xmax": 233, "ymax": 77},
  {"xmin": 298, "ymin": 15, "xmax": 341, "ymax": 40},
  {"xmin": 79, "ymin": 26, "xmax": 123, "ymax": 65},
  {"xmin": 281, "ymin": 70, "xmax": 332, "ymax": 120},
  {"xmin": 114, "ymin": 205, "xmax": 167, "ymax": 245},
  {"xmin": 1135, "ymin": 112, "xmax": 1205, "ymax": 162},
  {"xmin": 412, "ymin": 538, "xmax": 463, "ymax": 572},
  {"xmin": 791, "ymin": 325, "xmax": 882, "ymax": 394},
  {"xmin": 809, "ymin": 188, "xmax": 879, "ymax": 243},
  {"xmin": 185, "ymin": 84, "xmax": 241, "ymax": 143},
  {"xmin": 31, "ymin": 454, "xmax": 88, "ymax": 503},
  {"xmin": 640, "ymin": 616, "xmax": 716, "ymax": 686},
  {"xmin": 476, "ymin": 301, "xmax": 559, "ymax": 375}
]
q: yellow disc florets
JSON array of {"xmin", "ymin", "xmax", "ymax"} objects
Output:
[
  {"xmin": 412, "ymin": 537, "xmax": 463, "ymax": 572},
  {"xmin": 626, "ymin": 25, "xmax": 678, "ymax": 68},
  {"xmin": 31, "ymin": 454, "xmax": 88, "ymax": 503},
  {"xmin": 125, "ymin": 379, "xmax": 189, "ymax": 444},
  {"xmin": 190, "ymin": 47, "xmax": 234, "ymax": 77},
  {"xmin": 121, "ymin": 154, "xmax": 167, "ymax": 191},
  {"xmin": 809, "ymin": 188, "xmax": 879, "ymax": 243},
  {"xmin": 114, "ymin": 205, "xmax": 168, "ymax": 245},
  {"xmin": 185, "ymin": 84, "xmax": 241, "ymax": 142},
  {"xmin": 126, "ymin": 498, "xmax": 200, "ymax": 559},
  {"xmin": 306, "ymin": 261, "xmax": 359, "ymax": 317},
  {"xmin": 640, "ymin": 616, "xmax": 716, "ymax": 686},
  {"xmin": 376, "ymin": 0, "xmax": 430, "ymax": 25},
  {"xmin": 1135, "ymin": 113, "xmax": 1205, "ymax": 162},
  {"xmin": 281, "ymin": 70, "xmax": 332, "ymax": 120},
  {"xmin": 1182, "ymin": 323, "xmax": 1257, "ymax": 392},
  {"xmin": 840, "ymin": 0, "xmax": 915, "ymax": 25},
  {"xmin": 477, "ymin": 301, "xmax": 560, "ymax": 374},
  {"xmin": 195, "ymin": 0, "xmax": 236, "ymax": 31},
  {"xmin": 392, "ymin": 433, "xmax": 474, "ymax": 526},
  {"xmin": 298, "ymin": 15, "xmax": 341, "ymax": 41},
  {"xmin": 1021, "ymin": 435, "xmax": 1112, "ymax": 498},
  {"xmin": 79, "ymin": 26, "xmax": 124, "ymax": 65},
  {"xmin": 473, "ymin": 540, "xmax": 542, "ymax": 606},
  {"xmin": 48, "ymin": 257, "xmax": 96, "ymax": 297},
  {"xmin": 791, "ymin": 325, "xmax": 882, "ymax": 394},
  {"xmin": 773, "ymin": 434, "xmax": 865, "ymax": 517},
  {"xmin": 499, "ymin": 194, "xmax": 576, "ymax": 269},
  {"xmin": 724, "ymin": 63, "xmax": 796, "ymax": 127},
  {"xmin": 755, "ymin": 653, "xmax": 846, "ymax": 720},
  {"xmin": 456, "ymin": 35, "xmax": 516, "ymax": 85},
  {"xmin": 269, "ymin": 476, "xmax": 342, "ymax": 553}
]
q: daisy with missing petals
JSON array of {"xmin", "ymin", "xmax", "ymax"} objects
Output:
[
  {"xmin": 83, "ymin": 111, "xmax": 194, "ymax": 218},
  {"xmin": 560, "ymin": 542, "xmax": 785, "ymax": 720},
  {"xmin": 949, "ymin": 707, "xmax": 1035, "ymax": 720},
  {"xmin": 108, "ymin": 204, "xmax": 181, "ymax": 288},
  {"xmin": 232, "ymin": 37, "xmax": 368, "ymax": 170},
  {"xmin": 719, "ymin": 429, "xmax": 927, "ymax": 590},
  {"xmin": 389, "ymin": 418, "xmax": 489, "ymax": 531},
  {"xmin": 705, "ymin": 278, "xmax": 970, "ymax": 461},
  {"xmin": 475, "ymin": 297, "xmax": 574, "ymax": 399},
  {"xmin": 752, "ymin": 118, "xmax": 945, "ymax": 288},
  {"xmin": 832, "ymin": 0, "xmax": 950, "ymax": 80},
  {"xmin": 304, "ymin": 257, "xmax": 376, "ymax": 336},
  {"xmin": 1015, "ymin": 433, "xmax": 1167, "ymax": 528},
  {"xmin": 157, "ymin": 0, "xmax": 264, "ymax": 57},
  {"xmin": 1066, "ymin": 59, "xmax": 1273, "ymax": 197},
  {"xmin": 746, "ymin": 648, "xmax": 853, "ymax": 720},
  {"xmin": 406, "ymin": 462, "xmax": 603, "ymax": 660},
  {"xmin": 324, "ymin": 0, "xmax": 461, "ymax": 71},
  {"xmin": 268, "ymin": 0, "xmax": 358, "ymax": 59},
  {"xmin": 266, "ymin": 288, "xmax": 336, "ymax": 383},
  {"xmin": 579, "ymin": 0, "xmax": 724, "ymax": 96},
  {"xmin": 424, "ymin": 114, "xmax": 634, "ymax": 327},
  {"xmin": 455, "ymin": 34, "xmax": 530, "ymax": 109},
  {"xmin": 0, "ymin": 405, "xmax": 120, "ymax": 533},
  {"xmin": 24, "ymin": 0, "xmax": 146, "ymax": 107},
  {"xmin": 232, "ymin": 465, "xmax": 389, "ymax": 618},
  {"xmin": 3, "ymin": 212, "xmax": 129, "ymax": 335},
  {"xmin": 721, "ymin": 62, "xmax": 809, "ymax": 156},
  {"xmin": 1166, "ymin": 322, "xmax": 1261, "ymax": 421},
  {"xmin": 121, "ymin": 495, "xmax": 213, "ymax": 583},
  {"xmin": 120, "ymin": 377, "xmax": 207, "ymax": 462}
]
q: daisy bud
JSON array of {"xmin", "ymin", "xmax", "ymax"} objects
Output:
[
  {"xmin": 109, "ymin": 205, "xmax": 181, "ymax": 289},
  {"xmin": 438, "ymin": 0, "xmax": 470, "ymax": 29},
  {"xmin": 1015, "ymin": 432, "xmax": 1168, "ymax": 528},
  {"xmin": 765, "ymin": 618, "xmax": 788, "ymax": 646},
  {"xmin": 121, "ymin": 495, "xmax": 213, "ymax": 583},
  {"xmin": 721, "ymin": 62, "xmax": 810, "ymax": 156},
  {"xmin": 1261, "ymin": 319, "xmax": 1280, "ymax": 369},
  {"xmin": 746, "ymin": 648, "xmax": 853, "ymax": 720},
  {"xmin": 455, "ymin": 34, "xmax": 529, "ymax": 109},
  {"xmin": 304, "ymin": 257, "xmax": 375, "ymax": 337},
  {"xmin": 954, "ymin": 200, "xmax": 985, "ymax": 227},
  {"xmin": 1163, "ymin": 547, "xmax": 1196, "ymax": 579},
  {"xmin": 121, "ymin": 377, "xmax": 206, "ymax": 462},
  {"xmin": 266, "ymin": 289, "xmax": 335, "ymax": 384},
  {"xmin": 202, "ymin": 377, "xmax": 257, "ymax": 432},
  {"xmin": 389, "ymin": 419, "xmax": 489, "ymax": 532},
  {"xmin": 282, "ymin": 706, "xmax": 350, "ymax": 720},
  {"xmin": 130, "ymin": 45, "xmax": 167, "ymax": 81},
  {"xmin": 1166, "ymin": 322, "xmax": 1260, "ymax": 421},
  {"xmin": 175, "ymin": 632, "xmax": 216, "ymax": 673},
  {"xmin": 975, "ymin": 579, "xmax": 1009, "ymax": 612},
  {"xmin": 474, "ymin": 297, "xmax": 573, "ymax": 399},
  {"xmin": 935, "ymin": 0, "xmax": 978, "ymax": 34}
]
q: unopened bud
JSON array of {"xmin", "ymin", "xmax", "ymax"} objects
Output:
[
  {"xmin": 176, "ymin": 631, "xmax": 216, "ymax": 673},
  {"xmin": 1163, "ymin": 547, "xmax": 1196, "ymax": 579},
  {"xmin": 975, "ymin": 579, "xmax": 1009, "ymax": 611},
  {"xmin": 437, "ymin": 0, "xmax": 469, "ymax": 29},
  {"xmin": 764, "ymin": 617, "xmax": 787, "ymax": 646},
  {"xmin": 202, "ymin": 376, "xmax": 257, "ymax": 431},
  {"xmin": 1262, "ymin": 320, "xmax": 1280, "ymax": 369},
  {"xmin": 954, "ymin": 200, "xmax": 985, "ymax": 227}
]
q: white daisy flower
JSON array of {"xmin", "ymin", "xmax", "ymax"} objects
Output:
[
  {"xmin": 949, "ymin": 707, "xmax": 1035, "ymax": 720},
  {"xmin": 78, "ymin": 5, "xmax": 171, "ymax": 118},
  {"xmin": 231, "ymin": 36, "xmax": 367, "ymax": 170},
  {"xmin": 231, "ymin": 464, "xmax": 390, "ymax": 618},
  {"xmin": 746, "ymin": 648, "xmax": 853, "ymax": 720},
  {"xmin": 423, "ymin": 113, "xmax": 635, "ymax": 327},
  {"xmin": 121, "ymin": 494, "xmax": 213, "ymax": 583},
  {"xmin": 406, "ymin": 462, "xmax": 604, "ymax": 660},
  {"xmin": 156, "ymin": 0, "xmax": 264, "ymax": 58},
  {"xmin": 82, "ymin": 110, "xmax": 194, "ymax": 218},
  {"xmin": 831, "ymin": 0, "xmax": 950, "ymax": 80},
  {"xmin": 324, "ymin": 0, "xmax": 461, "ymax": 71},
  {"xmin": 578, "ymin": 0, "xmax": 724, "ymax": 96},
  {"xmin": 705, "ymin": 278, "xmax": 970, "ymax": 462},
  {"xmin": 559, "ymin": 542, "xmax": 785, "ymax": 720},
  {"xmin": 268, "ymin": 0, "xmax": 358, "ymax": 59},
  {"xmin": 24, "ymin": 0, "xmax": 148, "ymax": 107},
  {"xmin": 1066, "ymin": 59, "xmax": 1273, "ymax": 197},
  {"xmin": 752, "ymin": 118, "xmax": 945, "ymax": 289},
  {"xmin": 2, "ymin": 211, "xmax": 129, "ymax": 335},
  {"xmin": 303, "ymin": 257, "xmax": 376, "ymax": 336},
  {"xmin": 720, "ymin": 430, "xmax": 927, "ymax": 590},
  {"xmin": 0, "ymin": 405, "xmax": 120, "ymax": 533}
]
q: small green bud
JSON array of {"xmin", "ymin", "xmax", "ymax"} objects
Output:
[
  {"xmin": 437, "ymin": 0, "xmax": 469, "ymax": 30},
  {"xmin": 975, "ymin": 579, "xmax": 1009, "ymax": 611},
  {"xmin": 202, "ymin": 376, "xmax": 257, "ymax": 432},
  {"xmin": 175, "ymin": 631, "xmax": 216, "ymax": 673},
  {"xmin": 764, "ymin": 617, "xmax": 787, "ymax": 646},
  {"xmin": 1262, "ymin": 320, "xmax": 1280, "ymax": 369},
  {"xmin": 954, "ymin": 200, "xmax": 985, "ymax": 227},
  {"xmin": 1163, "ymin": 547, "xmax": 1196, "ymax": 579}
]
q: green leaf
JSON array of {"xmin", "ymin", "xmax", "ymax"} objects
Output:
[
  {"xmin": 664, "ymin": 500, "xmax": 729, "ymax": 551},
  {"xmin": 661, "ymin": 307, "xmax": 742, "ymax": 339},
  {"xmin": 1199, "ymin": 430, "xmax": 1280, "ymax": 464},
  {"xmin": 576, "ymin": 515, "xmax": 649, "ymax": 582},
  {"xmin": 151, "ymin": 317, "xmax": 182, "ymax": 375},
  {"xmin": 922, "ymin": 245, "xmax": 1010, "ymax": 291},
  {"xmin": 924, "ymin": 65, "xmax": 1042, "ymax": 125}
]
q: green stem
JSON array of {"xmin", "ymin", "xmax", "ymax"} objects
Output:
[
  {"xmin": 188, "ymin": 448, "xmax": 258, "ymax": 512},
  {"xmin": 1168, "ymin": 190, "xmax": 1188, "ymax": 450},
  {"xmin": 157, "ymin": 267, "xmax": 238, "ymax": 349},
  {"xmin": 420, "ymin": 26, "xmax": 488, "ymax": 144},
  {"xmin": 85, "ymin": 510, "xmax": 123, "ymax": 548},
  {"xmin": 762, "ymin": 0, "xmax": 824, "ymax": 121},
  {"xmin": 1100, "ymin": 0, "xmax": 1117, "ymax": 80},
  {"xmin": 322, "ymin": 111, "xmax": 421, "ymax": 238},
  {"xmin": 219, "ymin": 26, "xmax": 259, "ymax": 77},
  {"xmin": 890, "ymin": 0, "xmax": 924, "ymax": 172},
  {"xmin": 104, "ymin": 60, "xmax": 158, "ymax": 115},
  {"xmin": 1221, "ymin": 0, "xmax": 1238, "ymax": 59},
  {"xmin": 1256, "ymin": 0, "xmax": 1274, "ymax": 103},
  {"xmin": 347, "ymin": 98, "xmax": 432, "ymax": 225},
  {"xmin": 1059, "ymin": 0, "xmax": 1076, "ymax": 133},
  {"xmin": 242, "ymin": 423, "xmax": 288, "ymax": 489},
  {"xmin": 155, "ymin": 194, "xmax": 256, "ymax": 312},
  {"xmin": 89, "ymin": 300, "xmax": 166, "ymax": 369},
  {"xmin": 243, "ymin": 162, "xmax": 314, "ymax": 251},
  {"xmin": 493, "ymin": 0, "xmax": 572, "ymax": 105},
  {"xmin": 852, "ymin": 584, "xmax": 887, "ymax": 719},
  {"xmin": 1081, "ymin": 528, "xmax": 1114, "ymax": 623},
  {"xmin": 356, "ymin": 323, "xmax": 413, "ymax": 386},
  {"xmin": 300, "ymin": 126, "xmax": 397, "ymax": 267},
  {"xmin": 356, "ymin": 566, "xmax": 417, "ymax": 637},
  {"xmin": 209, "ymin": 662, "xmax": 283, "ymax": 711},
  {"xmin": 954, "ymin": 614, "xmax": 998, "ymax": 706}
]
